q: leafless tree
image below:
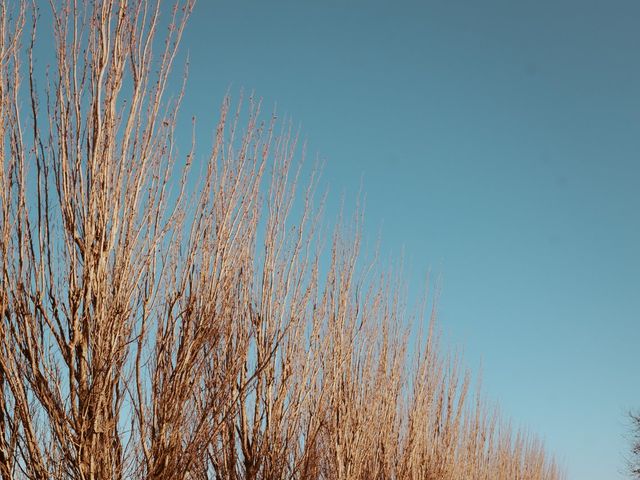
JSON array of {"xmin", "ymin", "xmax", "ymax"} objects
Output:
[
  {"xmin": 0, "ymin": 1, "xmax": 563, "ymax": 479},
  {"xmin": 629, "ymin": 412, "xmax": 640, "ymax": 479}
]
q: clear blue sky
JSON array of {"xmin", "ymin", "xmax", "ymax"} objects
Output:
[{"xmin": 176, "ymin": 1, "xmax": 640, "ymax": 478}]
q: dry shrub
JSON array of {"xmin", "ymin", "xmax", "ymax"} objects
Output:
[{"xmin": 0, "ymin": 1, "xmax": 564, "ymax": 479}]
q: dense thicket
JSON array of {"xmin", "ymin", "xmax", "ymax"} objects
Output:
[{"xmin": 0, "ymin": 1, "xmax": 563, "ymax": 479}]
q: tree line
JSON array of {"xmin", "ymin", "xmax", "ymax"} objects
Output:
[{"xmin": 0, "ymin": 1, "xmax": 564, "ymax": 479}]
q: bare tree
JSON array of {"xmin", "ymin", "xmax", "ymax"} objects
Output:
[
  {"xmin": 0, "ymin": 1, "xmax": 564, "ymax": 479},
  {"xmin": 629, "ymin": 412, "xmax": 640, "ymax": 479}
]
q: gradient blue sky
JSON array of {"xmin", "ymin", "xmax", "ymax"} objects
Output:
[{"xmin": 176, "ymin": 1, "xmax": 639, "ymax": 478}]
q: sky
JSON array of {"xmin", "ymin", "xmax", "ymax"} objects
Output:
[{"xmin": 174, "ymin": 1, "xmax": 640, "ymax": 478}]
